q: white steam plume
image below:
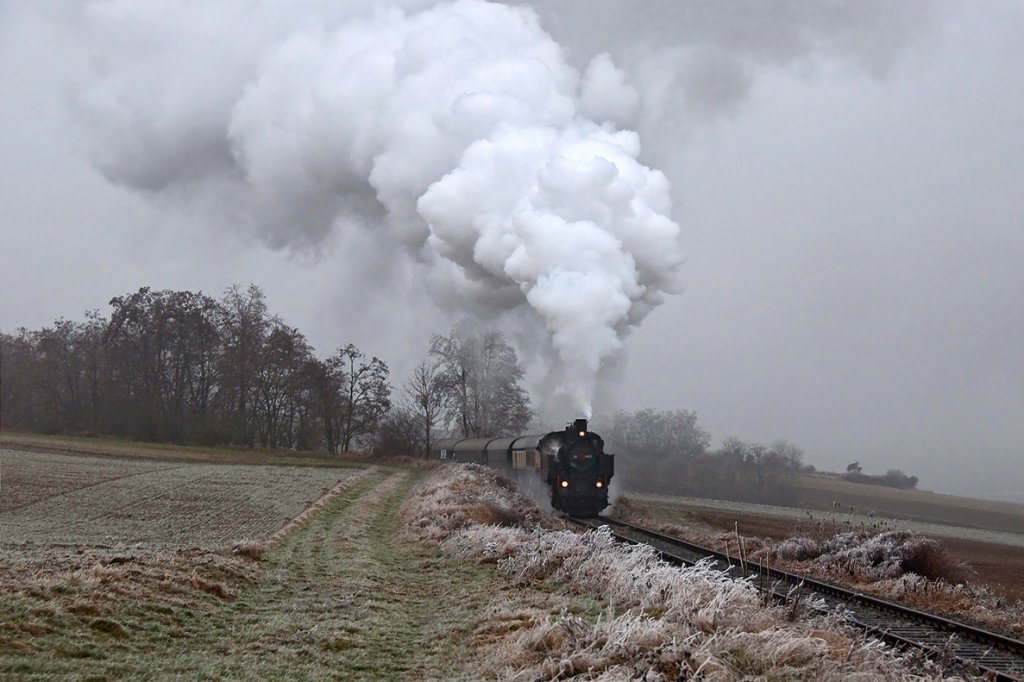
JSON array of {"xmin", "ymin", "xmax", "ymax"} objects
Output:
[
  {"xmin": 72, "ymin": 0, "xmax": 930, "ymax": 416},
  {"xmin": 74, "ymin": 0, "xmax": 683, "ymax": 417}
]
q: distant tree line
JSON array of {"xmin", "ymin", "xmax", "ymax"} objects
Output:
[
  {"xmin": 843, "ymin": 469, "xmax": 919, "ymax": 490},
  {"xmin": 608, "ymin": 408, "xmax": 922, "ymax": 503},
  {"xmin": 0, "ymin": 285, "xmax": 532, "ymax": 455},
  {"xmin": 1, "ymin": 284, "xmax": 918, "ymax": 494},
  {"xmin": 608, "ymin": 409, "xmax": 815, "ymax": 505}
]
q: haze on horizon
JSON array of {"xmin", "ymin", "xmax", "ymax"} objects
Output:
[{"xmin": 1, "ymin": 1, "xmax": 1022, "ymax": 503}]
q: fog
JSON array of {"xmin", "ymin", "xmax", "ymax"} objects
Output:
[{"xmin": 1, "ymin": 2, "xmax": 1022, "ymax": 502}]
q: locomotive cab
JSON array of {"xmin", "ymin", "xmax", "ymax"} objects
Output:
[{"xmin": 545, "ymin": 419, "xmax": 614, "ymax": 517}]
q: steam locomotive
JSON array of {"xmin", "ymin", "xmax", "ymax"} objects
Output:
[{"xmin": 432, "ymin": 419, "xmax": 614, "ymax": 517}]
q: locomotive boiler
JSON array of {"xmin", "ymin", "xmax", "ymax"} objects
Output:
[{"xmin": 432, "ymin": 418, "xmax": 614, "ymax": 517}]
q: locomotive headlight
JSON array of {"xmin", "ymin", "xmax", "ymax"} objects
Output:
[
  {"xmin": 560, "ymin": 480, "xmax": 569, "ymax": 488},
  {"xmin": 579, "ymin": 431, "xmax": 586, "ymax": 437},
  {"xmin": 595, "ymin": 481, "xmax": 603, "ymax": 488}
]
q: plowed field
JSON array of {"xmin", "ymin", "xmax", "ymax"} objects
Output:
[{"xmin": 1, "ymin": 449, "xmax": 356, "ymax": 548}]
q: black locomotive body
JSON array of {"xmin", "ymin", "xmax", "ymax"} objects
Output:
[{"xmin": 432, "ymin": 418, "xmax": 614, "ymax": 517}]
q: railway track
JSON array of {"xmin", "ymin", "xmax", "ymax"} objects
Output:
[{"xmin": 568, "ymin": 515, "xmax": 1024, "ymax": 681}]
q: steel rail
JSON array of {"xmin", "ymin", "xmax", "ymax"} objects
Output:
[{"xmin": 568, "ymin": 515, "xmax": 1024, "ymax": 681}]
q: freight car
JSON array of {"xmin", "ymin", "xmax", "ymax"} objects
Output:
[{"xmin": 432, "ymin": 418, "xmax": 614, "ymax": 517}]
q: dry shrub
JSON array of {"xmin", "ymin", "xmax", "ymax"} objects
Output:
[
  {"xmin": 776, "ymin": 530, "xmax": 974, "ymax": 583},
  {"xmin": 776, "ymin": 536, "xmax": 820, "ymax": 561},
  {"xmin": 231, "ymin": 540, "xmax": 265, "ymax": 561},
  {"xmin": 490, "ymin": 612, "xmax": 677, "ymax": 680},
  {"xmin": 187, "ymin": 570, "xmax": 235, "ymax": 600},
  {"xmin": 740, "ymin": 529, "xmax": 1024, "ymax": 638},
  {"xmin": 608, "ymin": 493, "xmax": 638, "ymax": 518},
  {"xmin": 875, "ymin": 573, "xmax": 1024, "ymax": 637},
  {"xmin": 1, "ymin": 547, "xmax": 255, "ymax": 619},
  {"xmin": 471, "ymin": 607, "xmax": 543, "ymax": 645},
  {"xmin": 400, "ymin": 463, "xmax": 552, "ymax": 544},
  {"xmin": 442, "ymin": 525, "xmax": 531, "ymax": 565},
  {"xmin": 462, "ymin": 499, "xmax": 526, "ymax": 528},
  {"xmin": 897, "ymin": 536, "xmax": 974, "ymax": 583}
]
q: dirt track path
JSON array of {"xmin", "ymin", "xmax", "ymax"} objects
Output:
[{"xmin": 151, "ymin": 467, "xmax": 500, "ymax": 680}]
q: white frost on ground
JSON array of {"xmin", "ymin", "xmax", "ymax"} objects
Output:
[
  {"xmin": 404, "ymin": 464, "xmax": 963, "ymax": 681},
  {"xmin": 767, "ymin": 529, "xmax": 1024, "ymax": 638}
]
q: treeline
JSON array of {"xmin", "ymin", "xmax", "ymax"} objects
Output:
[
  {"xmin": 609, "ymin": 409, "xmax": 924, "ymax": 503},
  {"xmin": 843, "ymin": 469, "xmax": 919, "ymax": 490},
  {"xmin": 608, "ymin": 409, "xmax": 812, "ymax": 505},
  {"xmin": 0, "ymin": 285, "xmax": 532, "ymax": 455}
]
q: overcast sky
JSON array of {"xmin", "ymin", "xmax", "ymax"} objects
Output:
[{"xmin": 2, "ymin": 1, "xmax": 1022, "ymax": 502}]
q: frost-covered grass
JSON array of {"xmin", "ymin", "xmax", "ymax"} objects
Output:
[
  {"xmin": 616, "ymin": 495, "xmax": 1024, "ymax": 640},
  {"xmin": 767, "ymin": 530, "xmax": 1024, "ymax": 638},
  {"xmin": 1, "ymin": 450, "xmax": 358, "ymax": 548},
  {"xmin": 774, "ymin": 530, "xmax": 971, "ymax": 582},
  {"xmin": 404, "ymin": 464, "xmax": 958, "ymax": 680},
  {"xmin": 1, "ymin": 466, "xmax": 515, "ymax": 679}
]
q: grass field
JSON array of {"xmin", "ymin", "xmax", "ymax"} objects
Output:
[
  {"xmin": 0, "ymin": 436, "xmax": 976, "ymax": 679},
  {"xmin": 0, "ymin": 441, "xmax": 579, "ymax": 680},
  {"xmin": 1, "ymin": 450, "xmax": 354, "ymax": 548},
  {"xmin": 789, "ymin": 472, "xmax": 1024, "ymax": 535},
  {"xmin": 0, "ymin": 432, "xmax": 362, "ymax": 468}
]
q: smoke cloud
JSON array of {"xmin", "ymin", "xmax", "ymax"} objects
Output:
[
  {"xmin": 71, "ymin": 0, "xmax": 931, "ymax": 417},
  {"xmin": 73, "ymin": 0, "xmax": 684, "ymax": 417}
]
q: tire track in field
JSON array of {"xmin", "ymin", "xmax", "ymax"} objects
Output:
[
  {"xmin": 265, "ymin": 466, "xmax": 379, "ymax": 546},
  {"xmin": 173, "ymin": 468, "xmax": 371, "ymax": 546},
  {"xmin": 1, "ymin": 462, "xmax": 191, "ymax": 514},
  {"xmin": 296, "ymin": 469, "xmax": 488, "ymax": 678},
  {"xmin": 268, "ymin": 467, "xmax": 389, "ymax": 588},
  {"xmin": 273, "ymin": 470, "xmax": 409, "ymax": 588},
  {"xmin": 1, "ymin": 465, "xmax": 207, "ymax": 544},
  {"xmin": 327, "ymin": 471, "xmax": 409, "ymax": 543},
  {"xmin": 51, "ymin": 470, "xmax": 224, "ymax": 542}
]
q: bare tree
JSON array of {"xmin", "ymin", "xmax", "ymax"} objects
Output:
[
  {"xmin": 78, "ymin": 310, "xmax": 108, "ymax": 434},
  {"xmin": 253, "ymin": 323, "xmax": 314, "ymax": 448},
  {"xmin": 609, "ymin": 408, "xmax": 712, "ymax": 497},
  {"xmin": 0, "ymin": 332, "xmax": 27, "ymax": 428},
  {"xmin": 1, "ymin": 283, "xmax": 404, "ymax": 456},
  {"xmin": 217, "ymin": 284, "xmax": 270, "ymax": 446},
  {"xmin": 332, "ymin": 344, "xmax": 391, "ymax": 453},
  {"xmin": 768, "ymin": 439, "xmax": 805, "ymax": 470},
  {"xmin": 103, "ymin": 288, "xmax": 225, "ymax": 442},
  {"xmin": 305, "ymin": 357, "xmax": 344, "ymax": 455},
  {"xmin": 720, "ymin": 436, "xmax": 749, "ymax": 464},
  {"xmin": 430, "ymin": 327, "xmax": 531, "ymax": 438},
  {"xmin": 401, "ymin": 357, "xmax": 447, "ymax": 457},
  {"xmin": 104, "ymin": 288, "xmax": 172, "ymax": 439},
  {"xmin": 611, "ymin": 408, "xmax": 711, "ymax": 461},
  {"xmin": 35, "ymin": 319, "xmax": 86, "ymax": 432},
  {"xmin": 374, "ymin": 406, "xmax": 420, "ymax": 457}
]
